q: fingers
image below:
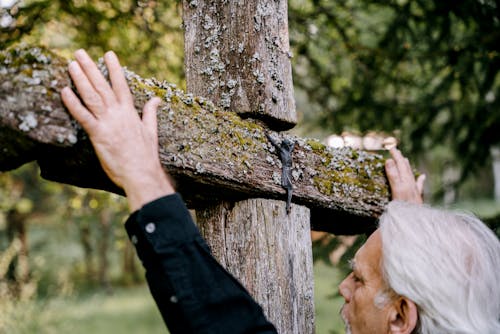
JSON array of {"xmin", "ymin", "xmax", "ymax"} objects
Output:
[
  {"xmin": 142, "ymin": 97, "xmax": 161, "ymax": 139},
  {"xmin": 74, "ymin": 49, "xmax": 115, "ymax": 106},
  {"xmin": 390, "ymin": 148, "xmax": 413, "ymax": 182},
  {"xmin": 68, "ymin": 60, "xmax": 108, "ymax": 116},
  {"xmin": 385, "ymin": 158, "xmax": 400, "ymax": 190},
  {"xmin": 385, "ymin": 148, "xmax": 425, "ymax": 203},
  {"xmin": 104, "ymin": 51, "xmax": 134, "ymax": 105},
  {"xmin": 61, "ymin": 87, "xmax": 97, "ymax": 132}
]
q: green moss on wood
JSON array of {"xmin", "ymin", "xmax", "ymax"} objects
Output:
[{"xmin": 1, "ymin": 44, "xmax": 56, "ymax": 69}]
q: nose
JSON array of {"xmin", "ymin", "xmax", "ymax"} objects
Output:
[{"xmin": 338, "ymin": 274, "xmax": 352, "ymax": 303}]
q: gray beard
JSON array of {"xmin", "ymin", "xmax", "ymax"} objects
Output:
[
  {"xmin": 343, "ymin": 318, "xmax": 352, "ymax": 334},
  {"xmin": 340, "ymin": 305, "xmax": 352, "ymax": 334}
]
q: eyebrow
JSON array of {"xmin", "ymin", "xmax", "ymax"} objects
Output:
[
  {"xmin": 348, "ymin": 259, "xmax": 355, "ymax": 270},
  {"xmin": 348, "ymin": 258, "xmax": 365, "ymax": 280}
]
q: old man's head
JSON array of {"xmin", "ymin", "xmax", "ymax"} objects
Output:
[{"xmin": 339, "ymin": 201, "xmax": 500, "ymax": 334}]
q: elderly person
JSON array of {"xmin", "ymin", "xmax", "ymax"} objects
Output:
[
  {"xmin": 61, "ymin": 50, "xmax": 500, "ymax": 334},
  {"xmin": 339, "ymin": 153, "xmax": 500, "ymax": 334}
]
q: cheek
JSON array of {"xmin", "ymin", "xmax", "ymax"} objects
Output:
[{"xmin": 348, "ymin": 290, "xmax": 377, "ymax": 327}]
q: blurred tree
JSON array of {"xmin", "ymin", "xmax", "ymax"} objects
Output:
[
  {"xmin": 1, "ymin": 0, "xmax": 184, "ymax": 82},
  {"xmin": 1, "ymin": 0, "xmax": 182, "ymax": 297},
  {"xmin": 288, "ymin": 0, "xmax": 500, "ymax": 183},
  {"xmin": 0, "ymin": 164, "xmax": 60, "ymax": 299},
  {"xmin": 64, "ymin": 188, "xmax": 130, "ymax": 289}
]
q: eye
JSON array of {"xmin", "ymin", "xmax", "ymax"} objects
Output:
[{"xmin": 351, "ymin": 272, "xmax": 362, "ymax": 284}]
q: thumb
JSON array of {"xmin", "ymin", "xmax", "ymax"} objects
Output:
[
  {"xmin": 416, "ymin": 174, "xmax": 426, "ymax": 198},
  {"xmin": 142, "ymin": 97, "xmax": 161, "ymax": 136}
]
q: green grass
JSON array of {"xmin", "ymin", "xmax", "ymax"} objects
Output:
[
  {"xmin": 0, "ymin": 286, "xmax": 167, "ymax": 334},
  {"xmin": 0, "ymin": 263, "xmax": 346, "ymax": 334}
]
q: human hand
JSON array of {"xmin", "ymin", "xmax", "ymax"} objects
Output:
[
  {"xmin": 61, "ymin": 49, "xmax": 174, "ymax": 211},
  {"xmin": 384, "ymin": 148, "xmax": 425, "ymax": 204}
]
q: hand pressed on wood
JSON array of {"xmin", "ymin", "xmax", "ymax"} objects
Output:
[
  {"xmin": 385, "ymin": 148, "xmax": 425, "ymax": 204},
  {"xmin": 61, "ymin": 49, "xmax": 174, "ymax": 211}
]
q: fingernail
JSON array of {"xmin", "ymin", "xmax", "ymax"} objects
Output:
[
  {"xmin": 68, "ymin": 61, "xmax": 78, "ymax": 71},
  {"xmin": 104, "ymin": 50, "xmax": 115, "ymax": 60},
  {"xmin": 74, "ymin": 49, "xmax": 85, "ymax": 58}
]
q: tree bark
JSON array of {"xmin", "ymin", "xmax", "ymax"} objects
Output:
[
  {"xmin": 0, "ymin": 44, "xmax": 388, "ymax": 234},
  {"xmin": 183, "ymin": 0, "xmax": 296, "ymax": 130}
]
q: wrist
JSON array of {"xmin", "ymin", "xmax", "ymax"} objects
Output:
[{"xmin": 123, "ymin": 168, "xmax": 175, "ymax": 212}]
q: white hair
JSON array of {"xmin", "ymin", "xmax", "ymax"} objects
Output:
[{"xmin": 378, "ymin": 201, "xmax": 500, "ymax": 334}]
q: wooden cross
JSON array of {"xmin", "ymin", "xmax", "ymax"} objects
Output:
[{"xmin": 0, "ymin": 1, "xmax": 391, "ymax": 332}]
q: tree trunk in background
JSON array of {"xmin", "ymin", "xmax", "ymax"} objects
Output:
[
  {"xmin": 6, "ymin": 209, "xmax": 30, "ymax": 298},
  {"xmin": 79, "ymin": 223, "xmax": 95, "ymax": 282},
  {"xmin": 97, "ymin": 208, "xmax": 111, "ymax": 291},
  {"xmin": 122, "ymin": 240, "xmax": 141, "ymax": 284},
  {"xmin": 184, "ymin": 1, "xmax": 315, "ymax": 332},
  {"xmin": 491, "ymin": 146, "xmax": 500, "ymax": 202}
]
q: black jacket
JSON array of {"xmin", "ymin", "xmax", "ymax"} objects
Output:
[{"xmin": 125, "ymin": 193, "xmax": 277, "ymax": 334}]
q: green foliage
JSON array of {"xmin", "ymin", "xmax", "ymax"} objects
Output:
[
  {"xmin": 1, "ymin": 0, "xmax": 183, "ymax": 301},
  {"xmin": 289, "ymin": 0, "xmax": 500, "ymax": 180},
  {"xmin": 1, "ymin": 0, "xmax": 184, "ymax": 82},
  {"xmin": 0, "ymin": 165, "xmax": 139, "ymax": 298},
  {"xmin": 312, "ymin": 233, "xmax": 367, "ymax": 274}
]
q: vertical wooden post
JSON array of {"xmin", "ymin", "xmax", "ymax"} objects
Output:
[
  {"xmin": 197, "ymin": 200, "xmax": 314, "ymax": 333},
  {"xmin": 183, "ymin": 1, "xmax": 315, "ymax": 333},
  {"xmin": 183, "ymin": 0, "xmax": 297, "ymax": 130}
]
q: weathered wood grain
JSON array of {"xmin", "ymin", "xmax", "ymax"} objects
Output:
[
  {"xmin": 183, "ymin": 0, "xmax": 296, "ymax": 130},
  {"xmin": 0, "ymin": 44, "xmax": 388, "ymax": 234},
  {"xmin": 184, "ymin": 2, "xmax": 313, "ymax": 332},
  {"xmin": 196, "ymin": 199, "xmax": 314, "ymax": 333}
]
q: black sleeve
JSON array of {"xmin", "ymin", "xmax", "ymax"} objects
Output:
[{"xmin": 124, "ymin": 193, "xmax": 277, "ymax": 334}]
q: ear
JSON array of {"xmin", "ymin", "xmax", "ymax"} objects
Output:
[{"xmin": 388, "ymin": 297, "xmax": 418, "ymax": 334}]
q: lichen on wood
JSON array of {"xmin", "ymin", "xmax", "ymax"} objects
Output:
[
  {"xmin": 0, "ymin": 44, "xmax": 76, "ymax": 169},
  {"xmin": 0, "ymin": 43, "xmax": 391, "ymax": 234},
  {"xmin": 183, "ymin": 0, "xmax": 297, "ymax": 130}
]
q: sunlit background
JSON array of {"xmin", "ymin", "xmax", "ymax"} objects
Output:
[{"xmin": 1, "ymin": 1, "xmax": 499, "ymax": 333}]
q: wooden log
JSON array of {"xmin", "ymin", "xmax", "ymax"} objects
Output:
[{"xmin": 0, "ymin": 44, "xmax": 388, "ymax": 234}]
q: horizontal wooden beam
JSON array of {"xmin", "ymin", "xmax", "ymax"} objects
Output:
[{"xmin": 0, "ymin": 45, "xmax": 390, "ymax": 234}]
